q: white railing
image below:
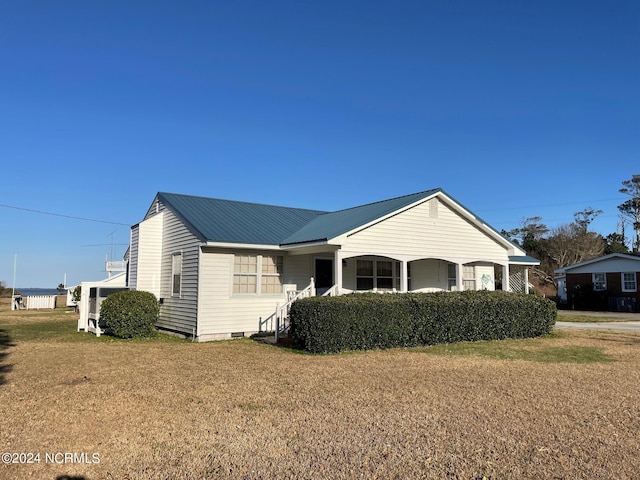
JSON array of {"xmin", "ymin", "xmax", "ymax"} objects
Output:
[
  {"xmin": 258, "ymin": 278, "xmax": 316, "ymax": 341},
  {"xmin": 321, "ymin": 284, "xmax": 338, "ymax": 296}
]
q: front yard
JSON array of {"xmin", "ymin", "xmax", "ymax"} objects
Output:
[{"xmin": 1, "ymin": 299, "xmax": 639, "ymax": 479}]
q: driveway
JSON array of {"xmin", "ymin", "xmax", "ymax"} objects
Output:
[{"xmin": 555, "ymin": 310, "xmax": 640, "ymax": 333}]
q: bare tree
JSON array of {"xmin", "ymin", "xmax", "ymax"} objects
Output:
[{"xmin": 544, "ymin": 223, "xmax": 605, "ymax": 269}]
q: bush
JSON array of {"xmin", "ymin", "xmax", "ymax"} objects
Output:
[
  {"xmin": 100, "ymin": 290, "xmax": 159, "ymax": 338},
  {"xmin": 289, "ymin": 291, "xmax": 557, "ymax": 353}
]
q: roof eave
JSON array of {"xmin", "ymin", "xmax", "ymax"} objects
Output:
[{"xmin": 203, "ymin": 241, "xmax": 283, "ymax": 251}]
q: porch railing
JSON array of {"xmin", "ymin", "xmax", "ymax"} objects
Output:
[
  {"xmin": 258, "ymin": 277, "xmax": 316, "ymax": 341},
  {"xmin": 321, "ymin": 284, "xmax": 338, "ymax": 297}
]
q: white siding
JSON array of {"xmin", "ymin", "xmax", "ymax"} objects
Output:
[
  {"xmin": 344, "ymin": 198, "xmax": 508, "ymax": 263},
  {"xmin": 287, "ymin": 255, "xmax": 313, "ymax": 289},
  {"xmin": 198, "ymin": 249, "xmax": 291, "ymax": 338},
  {"xmin": 135, "ymin": 213, "xmax": 164, "ymax": 297},
  {"xmin": 129, "ymin": 225, "xmax": 139, "ymax": 289},
  {"xmin": 473, "ymin": 262, "xmax": 496, "ymax": 290},
  {"xmin": 156, "ymin": 209, "xmax": 200, "ymax": 335},
  {"xmin": 567, "ymin": 258, "xmax": 640, "ymax": 274},
  {"xmin": 410, "ymin": 259, "xmax": 449, "ymax": 291}
]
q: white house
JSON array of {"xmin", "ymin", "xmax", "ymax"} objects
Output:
[{"xmin": 125, "ymin": 188, "xmax": 539, "ymax": 341}]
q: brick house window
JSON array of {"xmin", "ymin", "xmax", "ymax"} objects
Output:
[
  {"xmin": 592, "ymin": 273, "xmax": 606, "ymax": 291},
  {"xmin": 622, "ymin": 272, "xmax": 637, "ymax": 292}
]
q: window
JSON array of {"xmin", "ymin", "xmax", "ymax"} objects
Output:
[
  {"xmin": 622, "ymin": 272, "xmax": 637, "ymax": 292},
  {"xmin": 233, "ymin": 254, "xmax": 283, "ymax": 294},
  {"xmin": 234, "ymin": 255, "xmax": 258, "ymax": 294},
  {"xmin": 592, "ymin": 273, "xmax": 606, "ymax": 291},
  {"xmin": 376, "ymin": 260, "xmax": 394, "ymax": 291},
  {"xmin": 261, "ymin": 255, "xmax": 283, "ymax": 294},
  {"xmin": 356, "ymin": 260, "xmax": 374, "ymax": 290},
  {"xmin": 171, "ymin": 253, "xmax": 182, "ymax": 296},
  {"xmin": 463, "ymin": 265, "xmax": 476, "ymax": 291},
  {"xmin": 356, "ymin": 259, "xmax": 406, "ymax": 291},
  {"xmin": 448, "ymin": 263, "xmax": 457, "ymax": 291}
]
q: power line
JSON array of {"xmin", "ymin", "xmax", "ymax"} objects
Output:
[{"xmin": 0, "ymin": 203, "xmax": 130, "ymax": 226}]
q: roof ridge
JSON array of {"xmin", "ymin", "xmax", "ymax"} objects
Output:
[{"xmin": 321, "ymin": 188, "xmax": 442, "ymax": 215}]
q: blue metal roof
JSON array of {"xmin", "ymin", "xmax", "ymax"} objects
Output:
[
  {"xmin": 157, "ymin": 192, "xmax": 326, "ymax": 245},
  {"xmin": 281, "ymin": 189, "xmax": 441, "ymax": 245},
  {"xmin": 154, "ymin": 189, "xmax": 538, "ymax": 265},
  {"xmin": 508, "ymin": 255, "xmax": 541, "ymax": 265}
]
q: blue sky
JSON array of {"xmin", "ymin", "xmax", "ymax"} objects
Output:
[{"xmin": 1, "ymin": 0, "xmax": 638, "ymax": 288}]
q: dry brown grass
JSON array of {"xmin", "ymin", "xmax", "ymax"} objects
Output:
[{"xmin": 1, "ymin": 300, "xmax": 639, "ymax": 479}]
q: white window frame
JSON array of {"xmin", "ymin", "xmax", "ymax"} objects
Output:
[
  {"xmin": 171, "ymin": 252, "xmax": 182, "ymax": 297},
  {"xmin": 592, "ymin": 273, "xmax": 606, "ymax": 291},
  {"xmin": 232, "ymin": 254, "xmax": 283, "ymax": 296},
  {"xmin": 622, "ymin": 272, "xmax": 637, "ymax": 292},
  {"xmin": 356, "ymin": 258, "xmax": 402, "ymax": 292},
  {"xmin": 463, "ymin": 265, "xmax": 476, "ymax": 291},
  {"xmin": 261, "ymin": 255, "xmax": 284, "ymax": 295},
  {"xmin": 447, "ymin": 263, "xmax": 457, "ymax": 291}
]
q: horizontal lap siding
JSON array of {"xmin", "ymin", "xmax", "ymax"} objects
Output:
[
  {"xmin": 566, "ymin": 258, "xmax": 640, "ymax": 274},
  {"xmin": 345, "ymin": 198, "xmax": 507, "ymax": 262},
  {"xmin": 198, "ymin": 250, "xmax": 290, "ymax": 336},
  {"xmin": 157, "ymin": 210, "xmax": 199, "ymax": 335},
  {"xmin": 411, "ymin": 259, "xmax": 448, "ymax": 291},
  {"xmin": 129, "ymin": 226, "xmax": 139, "ymax": 289},
  {"xmin": 286, "ymin": 255, "xmax": 313, "ymax": 290},
  {"xmin": 135, "ymin": 213, "xmax": 164, "ymax": 298}
]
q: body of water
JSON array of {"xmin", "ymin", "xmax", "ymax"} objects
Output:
[{"xmin": 15, "ymin": 288, "xmax": 66, "ymax": 296}]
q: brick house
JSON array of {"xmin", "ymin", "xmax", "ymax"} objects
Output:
[{"xmin": 555, "ymin": 253, "xmax": 640, "ymax": 312}]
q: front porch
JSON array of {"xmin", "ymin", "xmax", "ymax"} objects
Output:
[
  {"xmin": 259, "ymin": 251, "xmax": 538, "ymax": 340},
  {"xmin": 290, "ymin": 250, "xmax": 537, "ymax": 296}
]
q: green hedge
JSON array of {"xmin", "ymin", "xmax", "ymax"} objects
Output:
[
  {"xmin": 289, "ymin": 291, "xmax": 557, "ymax": 353},
  {"xmin": 100, "ymin": 290, "xmax": 160, "ymax": 339}
]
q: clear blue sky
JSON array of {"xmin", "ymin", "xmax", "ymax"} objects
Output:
[{"xmin": 1, "ymin": 0, "xmax": 638, "ymax": 288}]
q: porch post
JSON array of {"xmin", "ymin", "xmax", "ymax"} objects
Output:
[
  {"xmin": 456, "ymin": 263, "xmax": 464, "ymax": 291},
  {"xmin": 524, "ymin": 267, "xmax": 529, "ymax": 294},
  {"xmin": 334, "ymin": 250, "xmax": 343, "ymax": 295},
  {"xmin": 400, "ymin": 260, "xmax": 408, "ymax": 292},
  {"xmin": 502, "ymin": 265, "xmax": 510, "ymax": 292}
]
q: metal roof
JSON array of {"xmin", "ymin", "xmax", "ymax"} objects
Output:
[
  {"xmin": 157, "ymin": 192, "xmax": 326, "ymax": 245},
  {"xmin": 281, "ymin": 189, "xmax": 441, "ymax": 245},
  {"xmin": 155, "ymin": 189, "xmax": 536, "ymax": 265},
  {"xmin": 508, "ymin": 255, "xmax": 541, "ymax": 265}
]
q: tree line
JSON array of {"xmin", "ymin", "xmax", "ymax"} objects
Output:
[{"xmin": 501, "ymin": 174, "xmax": 640, "ymax": 289}]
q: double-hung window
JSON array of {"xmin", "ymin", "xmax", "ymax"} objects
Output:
[
  {"xmin": 448, "ymin": 263, "xmax": 457, "ymax": 291},
  {"xmin": 261, "ymin": 255, "xmax": 283, "ymax": 294},
  {"xmin": 592, "ymin": 273, "xmax": 606, "ymax": 291},
  {"xmin": 356, "ymin": 259, "xmax": 407, "ymax": 292},
  {"xmin": 233, "ymin": 254, "xmax": 283, "ymax": 295},
  {"xmin": 172, "ymin": 253, "xmax": 182, "ymax": 296},
  {"xmin": 463, "ymin": 265, "xmax": 476, "ymax": 291},
  {"xmin": 622, "ymin": 272, "xmax": 637, "ymax": 292}
]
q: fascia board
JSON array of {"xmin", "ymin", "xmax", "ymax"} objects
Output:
[{"xmin": 204, "ymin": 241, "xmax": 283, "ymax": 251}]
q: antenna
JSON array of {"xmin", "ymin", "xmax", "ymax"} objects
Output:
[{"xmin": 107, "ymin": 230, "xmax": 117, "ymax": 261}]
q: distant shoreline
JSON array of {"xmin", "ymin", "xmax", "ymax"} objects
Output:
[{"xmin": 14, "ymin": 288, "xmax": 67, "ymax": 296}]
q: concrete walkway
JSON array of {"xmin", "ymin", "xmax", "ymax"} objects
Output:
[{"xmin": 555, "ymin": 310, "xmax": 640, "ymax": 333}]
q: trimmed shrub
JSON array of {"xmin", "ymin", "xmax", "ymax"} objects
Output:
[
  {"xmin": 100, "ymin": 290, "xmax": 159, "ymax": 339},
  {"xmin": 289, "ymin": 291, "xmax": 556, "ymax": 353}
]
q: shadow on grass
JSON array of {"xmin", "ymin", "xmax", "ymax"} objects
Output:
[
  {"xmin": 0, "ymin": 326, "xmax": 15, "ymax": 385},
  {"xmin": 249, "ymin": 333, "xmax": 308, "ymax": 354},
  {"xmin": 57, "ymin": 476, "xmax": 86, "ymax": 480}
]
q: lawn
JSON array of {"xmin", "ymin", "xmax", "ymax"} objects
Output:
[{"xmin": 1, "ymin": 299, "xmax": 639, "ymax": 479}]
